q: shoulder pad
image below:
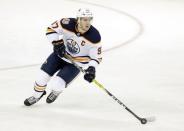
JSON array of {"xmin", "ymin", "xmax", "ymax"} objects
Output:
[{"xmin": 83, "ymin": 26, "xmax": 101, "ymax": 44}]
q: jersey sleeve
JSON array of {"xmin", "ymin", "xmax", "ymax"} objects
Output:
[
  {"xmin": 46, "ymin": 19, "xmax": 64, "ymax": 43},
  {"xmin": 88, "ymin": 43, "xmax": 102, "ymax": 68}
]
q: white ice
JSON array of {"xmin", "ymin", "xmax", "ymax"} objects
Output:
[{"xmin": 0, "ymin": 0, "xmax": 184, "ymax": 131}]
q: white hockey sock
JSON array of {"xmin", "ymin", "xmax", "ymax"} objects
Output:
[
  {"xmin": 50, "ymin": 76, "xmax": 66, "ymax": 93},
  {"xmin": 33, "ymin": 70, "xmax": 51, "ymax": 98}
]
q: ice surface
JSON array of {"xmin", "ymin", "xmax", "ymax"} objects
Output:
[{"xmin": 0, "ymin": 0, "xmax": 184, "ymax": 131}]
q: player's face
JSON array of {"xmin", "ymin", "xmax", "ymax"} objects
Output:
[{"xmin": 78, "ymin": 17, "xmax": 93, "ymax": 32}]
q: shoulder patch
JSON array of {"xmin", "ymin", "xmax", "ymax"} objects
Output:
[
  {"xmin": 61, "ymin": 18, "xmax": 70, "ymax": 24},
  {"xmin": 60, "ymin": 18, "xmax": 76, "ymax": 32}
]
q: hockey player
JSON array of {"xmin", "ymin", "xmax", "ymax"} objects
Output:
[{"xmin": 24, "ymin": 8, "xmax": 102, "ymax": 106}]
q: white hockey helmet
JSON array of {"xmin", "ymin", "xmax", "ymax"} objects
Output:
[{"xmin": 76, "ymin": 8, "xmax": 93, "ymax": 18}]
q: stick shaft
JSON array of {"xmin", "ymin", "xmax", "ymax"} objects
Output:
[
  {"xmin": 64, "ymin": 54, "xmax": 143, "ymax": 121},
  {"xmin": 93, "ymin": 79, "xmax": 142, "ymax": 120}
]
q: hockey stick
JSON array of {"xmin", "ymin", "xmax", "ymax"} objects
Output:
[{"xmin": 64, "ymin": 54, "xmax": 155, "ymax": 124}]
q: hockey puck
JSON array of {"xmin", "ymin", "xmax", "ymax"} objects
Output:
[{"xmin": 141, "ymin": 118, "xmax": 147, "ymax": 124}]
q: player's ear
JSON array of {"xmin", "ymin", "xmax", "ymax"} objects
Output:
[
  {"xmin": 76, "ymin": 17, "xmax": 80, "ymax": 24},
  {"xmin": 76, "ymin": 17, "xmax": 82, "ymax": 24}
]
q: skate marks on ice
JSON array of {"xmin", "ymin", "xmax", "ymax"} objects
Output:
[{"xmin": 0, "ymin": 103, "xmax": 137, "ymax": 131}]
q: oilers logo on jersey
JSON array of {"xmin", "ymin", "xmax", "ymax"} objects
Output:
[{"xmin": 66, "ymin": 39, "xmax": 80, "ymax": 54}]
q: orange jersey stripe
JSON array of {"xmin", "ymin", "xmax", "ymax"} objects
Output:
[
  {"xmin": 65, "ymin": 54, "xmax": 101, "ymax": 63},
  {"xmin": 46, "ymin": 28, "xmax": 56, "ymax": 33}
]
